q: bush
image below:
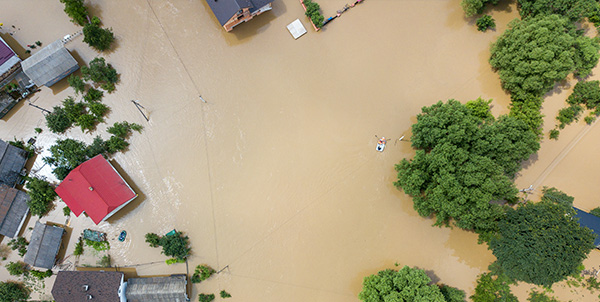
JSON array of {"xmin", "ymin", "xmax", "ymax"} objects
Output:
[
  {"xmin": 84, "ymin": 87, "xmax": 104, "ymax": 102},
  {"xmin": 34, "ymin": 128, "xmax": 42, "ymax": 134},
  {"xmin": 63, "ymin": 206, "xmax": 71, "ymax": 216},
  {"xmin": 145, "ymin": 231, "xmax": 190, "ymax": 261},
  {"xmin": 46, "ymin": 106, "xmax": 73, "ymax": 133},
  {"xmin": 83, "ymin": 21, "xmax": 115, "ymax": 51},
  {"xmin": 105, "ymin": 136, "xmax": 129, "ymax": 153},
  {"xmin": 145, "ymin": 233, "xmax": 160, "ymax": 248},
  {"xmin": 25, "ymin": 177, "xmax": 57, "ymax": 217},
  {"xmin": 549, "ymin": 129, "xmax": 560, "ymax": 140},
  {"xmin": 67, "ymin": 75, "xmax": 86, "ymax": 95},
  {"xmin": 198, "ymin": 294, "xmax": 215, "ymax": 302},
  {"xmin": 584, "ymin": 115, "xmax": 596, "ymax": 124},
  {"xmin": 556, "ymin": 104, "xmax": 583, "ymax": 129},
  {"xmin": 97, "ymin": 255, "xmax": 111, "ymax": 267},
  {"xmin": 5, "ymin": 262, "xmax": 28, "ymax": 276},
  {"xmin": 590, "ymin": 207, "xmax": 600, "ymax": 218},
  {"xmin": 29, "ymin": 269, "xmax": 52, "ymax": 279},
  {"xmin": 85, "ymin": 239, "xmax": 110, "ymax": 251},
  {"xmin": 220, "ymin": 290, "xmax": 232, "ymax": 298},
  {"xmin": 476, "ymin": 15, "xmax": 495, "ymax": 32},
  {"xmin": 74, "ymin": 240, "xmax": 84, "ymax": 256},
  {"xmin": 107, "ymin": 121, "xmax": 143, "ymax": 138},
  {"xmin": 81, "ymin": 57, "xmax": 118, "ymax": 88},
  {"xmin": 60, "ymin": 0, "xmax": 88, "ymax": 26},
  {"xmin": 7, "ymin": 238, "xmax": 28, "ymax": 257},
  {"xmin": 87, "ymin": 101, "xmax": 109, "ymax": 119},
  {"xmin": 303, "ymin": 0, "xmax": 324, "ymax": 27},
  {"xmin": 191, "ymin": 265, "xmax": 216, "ymax": 283},
  {"xmin": 0, "ymin": 281, "xmax": 30, "ymax": 302},
  {"xmin": 461, "ymin": 0, "xmax": 500, "ymax": 17},
  {"xmin": 165, "ymin": 258, "xmax": 185, "ymax": 265}
]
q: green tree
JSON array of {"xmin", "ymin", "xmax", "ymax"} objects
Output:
[
  {"xmin": 540, "ymin": 187, "xmax": 574, "ymax": 209},
  {"xmin": 67, "ymin": 75, "xmax": 86, "ymax": 94},
  {"xmin": 358, "ymin": 266, "xmax": 447, "ymax": 302},
  {"xmin": 191, "ymin": 265, "xmax": 216, "ymax": 283},
  {"xmin": 84, "ymin": 87, "xmax": 104, "ymax": 102},
  {"xmin": 77, "ymin": 113, "xmax": 98, "ymax": 132},
  {"xmin": 527, "ymin": 290, "xmax": 560, "ymax": 302},
  {"xmin": 461, "ymin": 0, "xmax": 500, "ymax": 17},
  {"xmin": 45, "ymin": 106, "xmax": 73, "ymax": 133},
  {"xmin": 105, "ymin": 136, "xmax": 129, "ymax": 153},
  {"xmin": 5, "ymin": 262, "xmax": 28, "ymax": 276},
  {"xmin": 83, "ymin": 21, "xmax": 115, "ymax": 51},
  {"xmin": 62, "ymin": 96, "xmax": 86, "ymax": 124},
  {"xmin": 145, "ymin": 233, "xmax": 160, "ymax": 248},
  {"xmin": 198, "ymin": 294, "xmax": 215, "ymax": 302},
  {"xmin": 470, "ymin": 272, "xmax": 518, "ymax": 302},
  {"xmin": 0, "ymin": 281, "xmax": 29, "ymax": 302},
  {"xmin": 74, "ymin": 240, "xmax": 84, "ymax": 256},
  {"xmin": 60, "ymin": 0, "xmax": 88, "ymax": 26},
  {"xmin": 465, "ymin": 97, "xmax": 494, "ymax": 121},
  {"xmin": 81, "ymin": 57, "xmax": 118, "ymax": 89},
  {"xmin": 476, "ymin": 15, "xmax": 496, "ymax": 32},
  {"xmin": 590, "ymin": 207, "xmax": 600, "ymax": 218},
  {"xmin": 159, "ymin": 231, "xmax": 190, "ymax": 261},
  {"xmin": 107, "ymin": 121, "xmax": 142, "ymax": 138},
  {"xmin": 490, "ymin": 15, "xmax": 600, "ymax": 97},
  {"xmin": 490, "ymin": 197, "xmax": 595, "ymax": 286},
  {"xmin": 88, "ymin": 101, "xmax": 109, "ymax": 119},
  {"xmin": 509, "ymin": 93, "xmax": 544, "ymax": 137},
  {"xmin": 439, "ymin": 285, "xmax": 466, "ymax": 302},
  {"xmin": 43, "ymin": 139, "xmax": 88, "ymax": 179},
  {"xmin": 24, "ymin": 177, "xmax": 57, "ymax": 217},
  {"xmin": 517, "ymin": 0, "xmax": 597, "ymax": 22},
  {"xmin": 220, "ymin": 290, "xmax": 232, "ymax": 298}
]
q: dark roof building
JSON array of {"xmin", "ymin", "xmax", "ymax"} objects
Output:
[
  {"xmin": 23, "ymin": 221, "xmax": 64, "ymax": 269},
  {"xmin": 0, "ymin": 139, "xmax": 28, "ymax": 187},
  {"xmin": 0, "ymin": 184, "xmax": 29, "ymax": 238},
  {"xmin": 21, "ymin": 40, "xmax": 79, "ymax": 87},
  {"xmin": 206, "ymin": 0, "xmax": 274, "ymax": 31},
  {"xmin": 574, "ymin": 207, "xmax": 600, "ymax": 248},
  {"xmin": 125, "ymin": 275, "xmax": 188, "ymax": 302},
  {"xmin": 55, "ymin": 155, "xmax": 137, "ymax": 225},
  {"xmin": 52, "ymin": 271, "xmax": 126, "ymax": 302},
  {"xmin": 0, "ymin": 36, "xmax": 22, "ymax": 88}
]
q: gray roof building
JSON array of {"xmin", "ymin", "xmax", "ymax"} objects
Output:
[
  {"xmin": 21, "ymin": 40, "xmax": 79, "ymax": 87},
  {"xmin": 52, "ymin": 271, "xmax": 126, "ymax": 302},
  {"xmin": 0, "ymin": 184, "xmax": 29, "ymax": 238},
  {"xmin": 0, "ymin": 139, "xmax": 28, "ymax": 187},
  {"xmin": 126, "ymin": 275, "xmax": 188, "ymax": 302},
  {"xmin": 574, "ymin": 207, "xmax": 600, "ymax": 248},
  {"xmin": 205, "ymin": 0, "xmax": 274, "ymax": 31},
  {"xmin": 24, "ymin": 221, "xmax": 64, "ymax": 269}
]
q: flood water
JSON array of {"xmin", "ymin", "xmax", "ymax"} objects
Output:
[{"xmin": 0, "ymin": 0, "xmax": 599, "ymax": 301}]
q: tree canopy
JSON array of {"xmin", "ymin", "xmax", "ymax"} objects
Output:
[
  {"xmin": 145, "ymin": 231, "xmax": 191, "ymax": 261},
  {"xmin": 517, "ymin": 0, "xmax": 597, "ymax": 22},
  {"xmin": 83, "ymin": 18, "xmax": 115, "ymax": 52},
  {"xmin": 25, "ymin": 177, "xmax": 57, "ymax": 217},
  {"xmin": 490, "ymin": 14, "xmax": 600, "ymax": 97},
  {"xmin": 358, "ymin": 266, "xmax": 465, "ymax": 302},
  {"xmin": 461, "ymin": 0, "xmax": 500, "ymax": 17},
  {"xmin": 60, "ymin": 0, "xmax": 88, "ymax": 26},
  {"xmin": 489, "ymin": 189, "xmax": 595, "ymax": 286},
  {"xmin": 470, "ymin": 272, "xmax": 517, "ymax": 302},
  {"xmin": 0, "ymin": 281, "xmax": 29, "ymax": 302},
  {"xmin": 395, "ymin": 100, "xmax": 538, "ymax": 235}
]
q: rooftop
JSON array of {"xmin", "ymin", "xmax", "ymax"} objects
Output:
[
  {"xmin": 23, "ymin": 221, "xmax": 64, "ymax": 269},
  {"xmin": 52, "ymin": 271, "xmax": 124, "ymax": 302},
  {"xmin": 21, "ymin": 39, "xmax": 79, "ymax": 87},
  {"xmin": 0, "ymin": 184, "xmax": 29, "ymax": 238}
]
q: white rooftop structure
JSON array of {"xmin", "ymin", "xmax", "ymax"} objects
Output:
[{"xmin": 287, "ymin": 19, "xmax": 307, "ymax": 40}]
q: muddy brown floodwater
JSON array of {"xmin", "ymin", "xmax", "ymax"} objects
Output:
[{"xmin": 0, "ymin": 0, "xmax": 599, "ymax": 301}]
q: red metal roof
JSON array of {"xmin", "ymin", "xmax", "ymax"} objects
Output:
[{"xmin": 55, "ymin": 155, "xmax": 136, "ymax": 224}]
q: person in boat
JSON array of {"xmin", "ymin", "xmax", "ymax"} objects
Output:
[{"xmin": 378, "ymin": 137, "xmax": 387, "ymax": 144}]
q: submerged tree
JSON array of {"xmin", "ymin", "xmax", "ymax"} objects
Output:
[
  {"xmin": 490, "ymin": 190, "xmax": 595, "ymax": 286},
  {"xmin": 83, "ymin": 17, "xmax": 115, "ymax": 52},
  {"xmin": 490, "ymin": 14, "xmax": 600, "ymax": 97},
  {"xmin": 60, "ymin": 0, "xmax": 88, "ymax": 26},
  {"xmin": 359, "ymin": 266, "xmax": 464, "ymax": 302}
]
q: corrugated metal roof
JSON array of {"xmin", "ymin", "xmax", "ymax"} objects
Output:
[
  {"xmin": 24, "ymin": 221, "xmax": 64, "ymax": 269},
  {"xmin": 0, "ymin": 139, "xmax": 28, "ymax": 187},
  {"xmin": 21, "ymin": 40, "xmax": 79, "ymax": 87},
  {"xmin": 0, "ymin": 184, "xmax": 30, "ymax": 238},
  {"xmin": 126, "ymin": 275, "xmax": 188, "ymax": 302},
  {"xmin": 52, "ymin": 271, "xmax": 123, "ymax": 302},
  {"xmin": 205, "ymin": 0, "xmax": 273, "ymax": 25}
]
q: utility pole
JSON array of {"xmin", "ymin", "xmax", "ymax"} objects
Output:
[
  {"xmin": 28, "ymin": 102, "xmax": 50, "ymax": 114},
  {"xmin": 131, "ymin": 100, "xmax": 149, "ymax": 122}
]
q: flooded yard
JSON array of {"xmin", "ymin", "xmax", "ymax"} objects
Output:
[{"xmin": 0, "ymin": 0, "xmax": 598, "ymax": 301}]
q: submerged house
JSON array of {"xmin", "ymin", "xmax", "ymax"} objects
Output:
[
  {"xmin": 52, "ymin": 271, "xmax": 126, "ymax": 302},
  {"xmin": 0, "ymin": 139, "xmax": 28, "ymax": 187},
  {"xmin": 24, "ymin": 221, "xmax": 65, "ymax": 269},
  {"xmin": 125, "ymin": 275, "xmax": 189, "ymax": 302},
  {"xmin": 0, "ymin": 36, "xmax": 22, "ymax": 89},
  {"xmin": 21, "ymin": 39, "xmax": 79, "ymax": 87},
  {"xmin": 55, "ymin": 155, "xmax": 137, "ymax": 225},
  {"xmin": 574, "ymin": 207, "xmax": 600, "ymax": 248},
  {"xmin": 206, "ymin": 0, "xmax": 274, "ymax": 32},
  {"xmin": 0, "ymin": 184, "xmax": 30, "ymax": 238}
]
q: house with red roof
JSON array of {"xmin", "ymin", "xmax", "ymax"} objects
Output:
[{"xmin": 55, "ymin": 155, "xmax": 137, "ymax": 225}]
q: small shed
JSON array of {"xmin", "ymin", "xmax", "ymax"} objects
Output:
[
  {"xmin": 125, "ymin": 275, "xmax": 188, "ymax": 302},
  {"xmin": 55, "ymin": 155, "xmax": 137, "ymax": 225},
  {"xmin": 21, "ymin": 40, "xmax": 79, "ymax": 87},
  {"xmin": 0, "ymin": 139, "xmax": 28, "ymax": 187},
  {"xmin": 0, "ymin": 184, "xmax": 30, "ymax": 238},
  {"xmin": 574, "ymin": 207, "xmax": 600, "ymax": 248},
  {"xmin": 52, "ymin": 271, "xmax": 126, "ymax": 302},
  {"xmin": 24, "ymin": 221, "xmax": 64, "ymax": 269}
]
